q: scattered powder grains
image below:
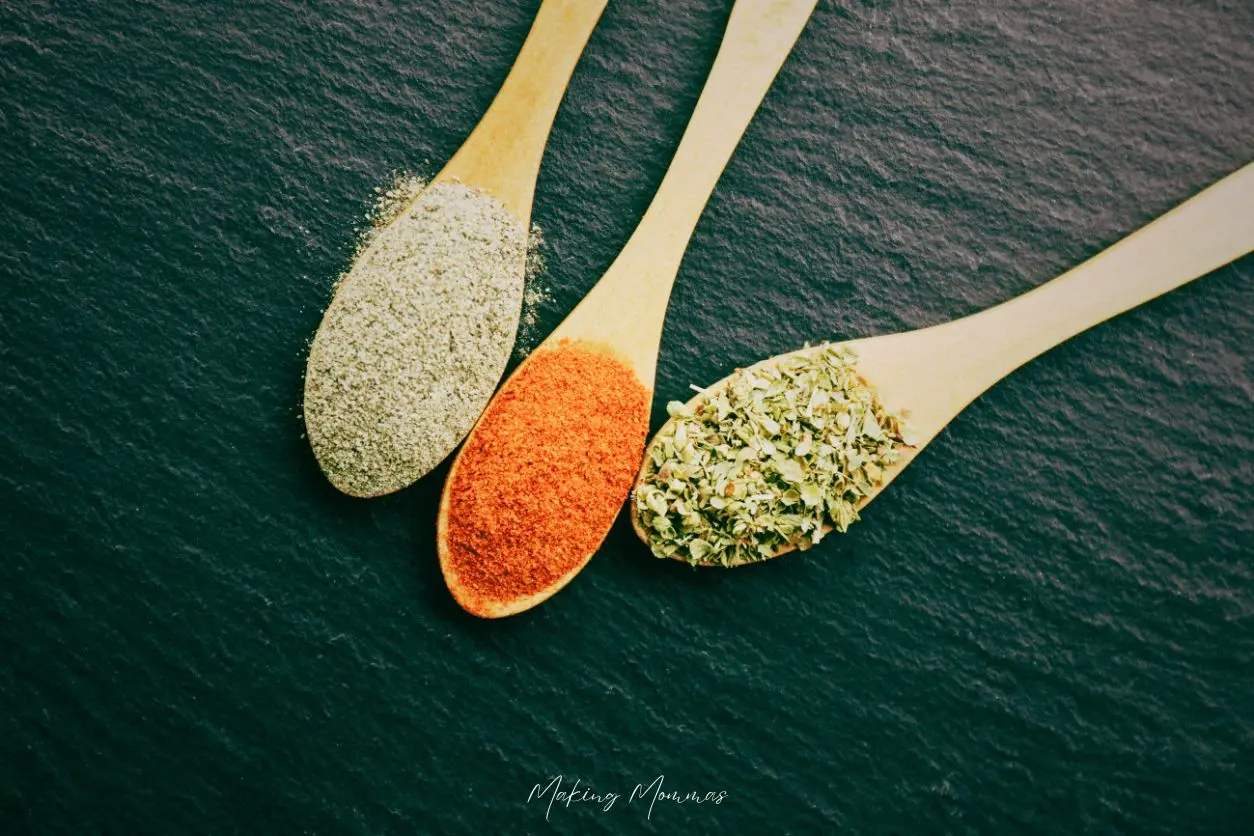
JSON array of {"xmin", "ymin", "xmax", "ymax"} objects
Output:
[
  {"xmin": 512, "ymin": 224, "xmax": 551, "ymax": 361},
  {"xmin": 635, "ymin": 344, "xmax": 912, "ymax": 567},
  {"xmin": 304, "ymin": 181, "xmax": 526, "ymax": 497},
  {"xmin": 365, "ymin": 173, "xmax": 428, "ymax": 233},
  {"xmin": 442, "ymin": 340, "xmax": 650, "ymax": 615}
]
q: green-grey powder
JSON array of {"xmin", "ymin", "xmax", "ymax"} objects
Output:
[{"xmin": 304, "ymin": 180, "xmax": 526, "ymax": 497}]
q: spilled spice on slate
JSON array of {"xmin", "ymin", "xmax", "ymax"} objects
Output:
[
  {"xmin": 634, "ymin": 344, "xmax": 912, "ymax": 567},
  {"xmin": 442, "ymin": 339, "xmax": 650, "ymax": 615}
]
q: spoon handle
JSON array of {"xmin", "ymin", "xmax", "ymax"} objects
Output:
[
  {"xmin": 636, "ymin": 0, "xmax": 820, "ymax": 267},
  {"xmin": 556, "ymin": 0, "xmax": 819, "ymax": 381},
  {"xmin": 960, "ymin": 161, "xmax": 1254, "ymax": 388},
  {"xmin": 435, "ymin": 0, "xmax": 607, "ymax": 223}
]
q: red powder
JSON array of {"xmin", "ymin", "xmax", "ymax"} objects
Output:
[{"xmin": 442, "ymin": 339, "xmax": 650, "ymax": 615}]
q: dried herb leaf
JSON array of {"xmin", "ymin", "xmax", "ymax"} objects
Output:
[{"xmin": 634, "ymin": 344, "xmax": 912, "ymax": 566}]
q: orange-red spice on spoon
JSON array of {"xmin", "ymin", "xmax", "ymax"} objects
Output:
[
  {"xmin": 437, "ymin": 0, "xmax": 820, "ymax": 617},
  {"xmin": 440, "ymin": 341, "xmax": 649, "ymax": 617}
]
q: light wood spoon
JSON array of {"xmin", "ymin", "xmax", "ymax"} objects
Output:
[
  {"xmin": 438, "ymin": 0, "xmax": 821, "ymax": 616},
  {"xmin": 631, "ymin": 161, "xmax": 1254, "ymax": 564},
  {"xmin": 304, "ymin": 0, "xmax": 606, "ymax": 496}
]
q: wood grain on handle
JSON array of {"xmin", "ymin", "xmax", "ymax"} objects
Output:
[
  {"xmin": 435, "ymin": 0, "xmax": 607, "ymax": 223},
  {"xmin": 553, "ymin": 0, "xmax": 820, "ymax": 383}
]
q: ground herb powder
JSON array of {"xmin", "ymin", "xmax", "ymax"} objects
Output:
[
  {"xmin": 304, "ymin": 180, "xmax": 526, "ymax": 497},
  {"xmin": 442, "ymin": 339, "xmax": 650, "ymax": 616}
]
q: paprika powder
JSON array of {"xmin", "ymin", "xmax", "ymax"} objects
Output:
[{"xmin": 440, "ymin": 339, "xmax": 650, "ymax": 617}]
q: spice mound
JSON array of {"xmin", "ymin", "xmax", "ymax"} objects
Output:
[
  {"xmin": 304, "ymin": 181, "xmax": 526, "ymax": 497},
  {"xmin": 441, "ymin": 339, "xmax": 650, "ymax": 617},
  {"xmin": 634, "ymin": 344, "xmax": 912, "ymax": 567}
]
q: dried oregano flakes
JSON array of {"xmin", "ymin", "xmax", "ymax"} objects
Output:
[{"xmin": 634, "ymin": 344, "xmax": 913, "ymax": 567}]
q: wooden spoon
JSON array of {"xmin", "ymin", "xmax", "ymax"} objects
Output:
[
  {"xmin": 304, "ymin": 0, "xmax": 606, "ymax": 496},
  {"xmin": 631, "ymin": 161, "xmax": 1254, "ymax": 564},
  {"xmin": 438, "ymin": 0, "xmax": 821, "ymax": 616}
]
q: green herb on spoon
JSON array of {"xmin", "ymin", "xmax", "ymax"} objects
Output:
[
  {"xmin": 635, "ymin": 344, "xmax": 912, "ymax": 566},
  {"xmin": 632, "ymin": 161, "xmax": 1254, "ymax": 567}
]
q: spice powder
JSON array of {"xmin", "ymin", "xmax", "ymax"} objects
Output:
[
  {"xmin": 441, "ymin": 339, "xmax": 650, "ymax": 616},
  {"xmin": 304, "ymin": 181, "xmax": 526, "ymax": 498}
]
